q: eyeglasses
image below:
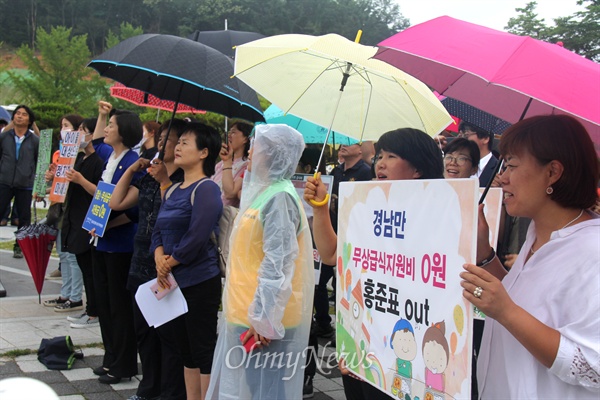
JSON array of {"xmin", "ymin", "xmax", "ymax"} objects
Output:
[
  {"xmin": 457, "ymin": 130, "xmax": 477, "ymax": 138},
  {"xmin": 443, "ymin": 155, "xmax": 472, "ymax": 166}
]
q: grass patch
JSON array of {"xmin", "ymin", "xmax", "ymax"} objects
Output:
[
  {"xmin": 0, "ymin": 342, "xmax": 105, "ymax": 359},
  {"xmin": 0, "ymin": 348, "xmax": 36, "ymax": 358}
]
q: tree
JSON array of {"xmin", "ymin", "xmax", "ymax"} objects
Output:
[
  {"xmin": 106, "ymin": 22, "xmax": 145, "ymax": 49},
  {"xmin": 6, "ymin": 26, "xmax": 109, "ymax": 116},
  {"xmin": 505, "ymin": 1, "xmax": 549, "ymax": 38},
  {"xmin": 550, "ymin": 0, "xmax": 600, "ymax": 62},
  {"xmin": 505, "ymin": 0, "xmax": 599, "ymax": 61}
]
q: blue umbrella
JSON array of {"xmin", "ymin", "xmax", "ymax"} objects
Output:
[
  {"xmin": 263, "ymin": 104, "xmax": 358, "ymax": 145},
  {"xmin": 0, "ymin": 106, "xmax": 11, "ymax": 122}
]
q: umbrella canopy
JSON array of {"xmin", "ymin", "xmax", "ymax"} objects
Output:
[
  {"xmin": 234, "ymin": 33, "xmax": 452, "ymax": 142},
  {"xmin": 0, "ymin": 106, "xmax": 11, "ymax": 122},
  {"xmin": 375, "ymin": 16, "xmax": 600, "ymax": 153},
  {"xmin": 441, "ymin": 97, "xmax": 511, "ymax": 135},
  {"xmin": 263, "ymin": 104, "xmax": 358, "ymax": 145},
  {"xmin": 110, "ymin": 82, "xmax": 206, "ymax": 114},
  {"xmin": 15, "ymin": 223, "xmax": 58, "ymax": 303},
  {"xmin": 188, "ymin": 29, "xmax": 265, "ymax": 58},
  {"xmin": 88, "ymin": 34, "xmax": 264, "ymax": 123}
]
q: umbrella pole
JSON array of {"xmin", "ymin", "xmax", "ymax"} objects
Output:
[
  {"xmin": 315, "ymin": 63, "xmax": 353, "ymax": 172},
  {"xmin": 159, "ymin": 101, "xmax": 179, "ymax": 161}
]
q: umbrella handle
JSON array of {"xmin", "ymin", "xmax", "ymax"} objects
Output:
[{"xmin": 308, "ymin": 172, "xmax": 330, "ymax": 207}]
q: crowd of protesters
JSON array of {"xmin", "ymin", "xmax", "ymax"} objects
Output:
[{"xmin": 1, "ymin": 100, "xmax": 598, "ymax": 400}]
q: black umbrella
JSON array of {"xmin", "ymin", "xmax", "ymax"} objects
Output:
[
  {"xmin": 441, "ymin": 97, "xmax": 511, "ymax": 135},
  {"xmin": 88, "ymin": 34, "xmax": 264, "ymax": 123},
  {"xmin": 188, "ymin": 29, "xmax": 265, "ymax": 58}
]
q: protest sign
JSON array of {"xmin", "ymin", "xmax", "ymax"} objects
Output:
[
  {"xmin": 49, "ymin": 131, "xmax": 81, "ymax": 202},
  {"xmin": 82, "ymin": 182, "xmax": 115, "ymax": 237},
  {"xmin": 32, "ymin": 129, "xmax": 53, "ymax": 197},
  {"xmin": 336, "ymin": 179, "xmax": 478, "ymax": 400},
  {"xmin": 291, "ymin": 173, "xmax": 334, "ymax": 281}
]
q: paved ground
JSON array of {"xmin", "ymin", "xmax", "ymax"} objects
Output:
[{"xmin": 0, "ymin": 225, "xmax": 346, "ymax": 399}]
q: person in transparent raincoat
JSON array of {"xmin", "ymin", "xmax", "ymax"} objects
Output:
[{"xmin": 207, "ymin": 124, "xmax": 315, "ymax": 400}]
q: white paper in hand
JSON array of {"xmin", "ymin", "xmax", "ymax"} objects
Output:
[{"xmin": 135, "ymin": 278, "xmax": 188, "ymax": 327}]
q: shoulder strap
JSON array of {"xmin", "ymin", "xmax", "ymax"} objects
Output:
[
  {"xmin": 190, "ymin": 178, "xmax": 210, "ymax": 205},
  {"xmin": 164, "ymin": 178, "xmax": 209, "ymax": 205},
  {"xmin": 164, "ymin": 182, "xmax": 182, "ymax": 201}
]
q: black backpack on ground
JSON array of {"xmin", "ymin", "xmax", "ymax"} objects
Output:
[{"xmin": 37, "ymin": 335, "xmax": 82, "ymax": 370}]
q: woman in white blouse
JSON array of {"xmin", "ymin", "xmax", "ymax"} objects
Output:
[{"xmin": 461, "ymin": 115, "xmax": 599, "ymax": 398}]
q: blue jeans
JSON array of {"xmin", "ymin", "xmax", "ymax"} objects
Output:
[{"xmin": 57, "ymin": 232, "xmax": 83, "ymax": 302}]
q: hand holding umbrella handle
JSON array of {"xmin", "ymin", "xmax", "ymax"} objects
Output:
[{"xmin": 308, "ymin": 172, "xmax": 330, "ymax": 207}]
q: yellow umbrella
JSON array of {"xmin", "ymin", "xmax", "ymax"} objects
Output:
[{"xmin": 234, "ymin": 32, "xmax": 452, "ymax": 144}]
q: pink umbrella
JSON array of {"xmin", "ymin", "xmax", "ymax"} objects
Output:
[{"xmin": 375, "ymin": 16, "xmax": 600, "ymax": 154}]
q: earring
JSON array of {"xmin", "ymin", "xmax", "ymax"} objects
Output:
[{"xmin": 546, "ymin": 186, "xmax": 554, "ymax": 195}]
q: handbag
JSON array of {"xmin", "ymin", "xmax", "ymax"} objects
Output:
[{"xmin": 45, "ymin": 202, "xmax": 63, "ymax": 228}]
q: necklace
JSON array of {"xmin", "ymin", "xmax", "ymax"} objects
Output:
[{"xmin": 530, "ymin": 209, "xmax": 585, "ymax": 255}]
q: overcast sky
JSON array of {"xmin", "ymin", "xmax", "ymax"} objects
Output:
[{"xmin": 394, "ymin": 0, "xmax": 585, "ymax": 31}]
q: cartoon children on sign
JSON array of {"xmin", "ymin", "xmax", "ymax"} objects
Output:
[
  {"xmin": 390, "ymin": 319, "xmax": 417, "ymax": 399},
  {"xmin": 391, "ymin": 319, "xmax": 417, "ymax": 379},
  {"xmin": 423, "ymin": 321, "xmax": 450, "ymax": 397}
]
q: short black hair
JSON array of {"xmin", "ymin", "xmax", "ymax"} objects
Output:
[
  {"xmin": 376, "ymin": 128, "xmax": 444, "ymax": 179},
  {"xmin": 80, "ymin": 118, "xmax": 97, "ymax": 133},
  {"xmin": 12, "ymin": 105, "xmax": 35, "ymax": 129},
  {"xmin": 183, "ymin": 122, "xmax": 222, "ymax": 177},
  {"xmin": 159, "ymin": 119, "xmax": 189, "ymax": 139},
  {"xmin": 459, "ymin": 121, "xmax": 493, "ymax": 151},
  {"xmin": 111, "ymin": 110, "xmax": 143, "ymax": 148},
  {"xmin": 444, "ymin": 138, "xmax": 480, "ymax": 167}
]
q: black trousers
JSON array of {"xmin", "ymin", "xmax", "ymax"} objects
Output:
[
  {"xmin": 132, "ymin": 292, "xmax": 186, "ymax": 400},
  {"xmin": 92, "ymin": 249, "xmax": 138, "ymax": 377},
  {"xmin": 0, "ymin": 184, "xmax": 31, "ymax": 229},
  {"xmin": 173, "ymin": 275, "xmax": 221, "ymax": 373},
  {"xmin": 314, "ymin": 264, "xmax": 334, "ymax": 328},
  {"xmin": 75, "ymin": 250, "xmax": 97, "ymax": 317}
]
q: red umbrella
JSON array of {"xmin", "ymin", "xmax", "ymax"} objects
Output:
[
  {"xmin": 375, "ymin": 16, "xmax": 600, "ymax": 155},
  {"xmin": 110, "ymin": 82, "xmax": 206, "ymax": 115},
  {"xmin": 15, "ymin": 219, "xmax": 58, "ymax": 303}
]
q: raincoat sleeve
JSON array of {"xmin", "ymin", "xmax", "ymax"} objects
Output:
[{"xmin": 248, "ymin": 191, "xmax": 301, "ymax": 340}]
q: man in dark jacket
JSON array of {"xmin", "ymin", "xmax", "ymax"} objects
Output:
[{"xmin": 0, "ymin": 105, "xmax": 39, "ymax": 258}]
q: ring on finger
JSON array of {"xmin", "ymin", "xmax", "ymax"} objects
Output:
[{"xmin": 473, "ymin": 286, "xmax": 483, "ymax": 298}]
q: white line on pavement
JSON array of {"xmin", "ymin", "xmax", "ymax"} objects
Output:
[{"xmin": 0, "ymin": 265, "xmax": 62, "ymax": 284}]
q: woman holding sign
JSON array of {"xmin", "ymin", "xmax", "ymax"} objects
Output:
[
  {"xmin": 90, "ymin": 101, "xmax": 145, "ymax": 384},
  {"xmin": 460, "ymin": 115, "xmax": 599, "ymax": 398},
  {"xmin": 304, "ymin": 128, "xmax": 444, "ymax": 400}
]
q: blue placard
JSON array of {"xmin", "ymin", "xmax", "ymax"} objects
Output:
[{"xmin": 82, "ymin": 182, "xmax": 115, "ymax": 237}]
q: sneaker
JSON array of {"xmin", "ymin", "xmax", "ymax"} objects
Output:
[
  {"xmin": 70, "ymin": 315, "xmax": 99, "ymax": 328},
  {"xmin": 54, "ymin": 300, "xmax": 84, "ymax": 312},
  {"xmin": 46, "ymin": 269, "xmax": 62, "ymax": 280},
  {"xmin": 303, "ymin": 375, "xmax": 314, "ymax": 398},
  {"xmin": 311, "ymin": 323, "xmax": 335, "ymax": 338},
  {"xmin": 67, "ymin": 312, "xmax": 88, "ymax": 322},
  {"xmin": 43, "ymin": 297, "xmax": 68, "ymax": 307},
  {"xmin": 13, "ymin": 244, "xmax": 22, "ymax": 259}
]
